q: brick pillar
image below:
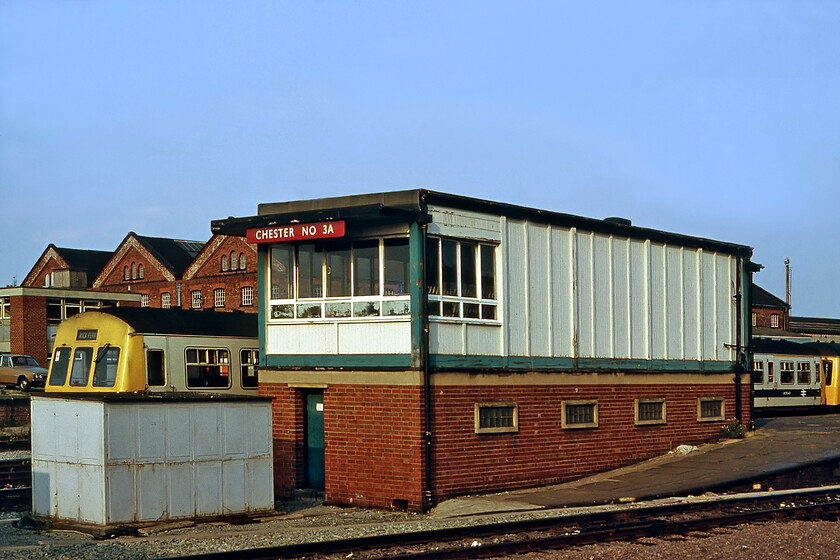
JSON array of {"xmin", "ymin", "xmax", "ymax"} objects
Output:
[{"xmin": 10, "ymin": 294, "xmax": 48, "ymax": 366}]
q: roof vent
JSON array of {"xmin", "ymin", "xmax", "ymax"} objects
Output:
[{"xmin": 604, "ymin": 217, "xmax": 632, "ymax": 227}]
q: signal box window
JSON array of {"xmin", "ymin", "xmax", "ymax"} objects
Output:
[
  {"xmin": 241, "ymin": 349, "xmax": 259, "ymax": 388},
  {"xmin": 475, "ymin": 403, "xmax": 518, "ymax": 434},
  {"xmin": 427, "ymin": 238, "xmax": 497, "ymax": 321},
  {"xmin": 698, "ymin": 397, "xmax": 725, "ymax": 421},
  {"xmin": 49, "ymin": 347, "xmax": 72, "ymax": 386},
  {"xmin": 147, "ymin": 349, "xmax": 166, "ymax": 387},
  {"xmin": 92, "ymin": 346, "xmax": 120, "ymax": 387},
  {"xmin": 69, "ymin": 348, "xmax": 93, "ymax": 387},
  {"xmin": 186, "ymin": 348, "xmax": 230, "ymax": 388},
  {"xmin": 635, "ymin": 398, "xmax": 666, "ymax": 425},
  {"xmin": 562, "ymin": 401, "xmax": 598, "ymax": 429}
]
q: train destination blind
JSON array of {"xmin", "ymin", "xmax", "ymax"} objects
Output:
[{"xmin": 247, "ymin": 220, "xmax": 345, "ymax": 244}]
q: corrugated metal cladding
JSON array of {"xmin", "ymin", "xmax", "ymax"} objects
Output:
[{"xmin": 428, "ymin": 208, "xmax": 740, "ymax": 362}]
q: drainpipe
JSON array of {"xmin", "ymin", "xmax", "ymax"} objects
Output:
[
  {"xmin": 176, "ymin": 283, "xmax": 182, "ymax": 308},
  {"xmin": 734, "ymin": 253, "xmax": 744, "ymax": 424}
]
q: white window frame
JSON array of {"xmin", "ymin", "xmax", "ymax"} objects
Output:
[
  {"xmin": 140, "ymin": 294, "xmax": 150, "ymax": 308},
  {"xmin": 427, "ymin": 237, "xmax": 498, "ymax": 323},
  {"xmin": 214, "ymin": 288, "xmax": 226, "ymax": 308},
  {"xmin": 241, "ymin": 286, "xmax": 253, "ymax": 306},
  {"xmin": 191, "ymin": 290, "xmax": 202, "ymax": 309},
  {"xmin": 161, "ymin": 292, "xmax": 171, "ymax": 309}
]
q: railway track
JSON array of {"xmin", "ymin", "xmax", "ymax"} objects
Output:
[
  {"xmin": 0, "ymin": 457, "xmax": 31, "ymax": 511},
  {"xmin": 160, "ymin": 486, "xmax": 840, "ymax": 560}
]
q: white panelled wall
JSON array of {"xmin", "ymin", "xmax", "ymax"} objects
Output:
[{"xmin": 430, "ymin": 213, "xmax": 739, "ymax": 363}]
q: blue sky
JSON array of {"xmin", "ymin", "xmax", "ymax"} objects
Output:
[{"xmin": 1, "ymin": 1, "xmax": 838, "ymax": 317}]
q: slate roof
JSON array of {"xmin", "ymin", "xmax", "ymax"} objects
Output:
[
  {"xmin": 790, "ymin": 316, "xmax": 840, "ymax": 336},
  {"xmin": 751, "ymin": 284, "xmax": 789, "ymax": 309},
  {"xmin": 131, "ymin": 234, "xmax": 206, "ymax": 278}
]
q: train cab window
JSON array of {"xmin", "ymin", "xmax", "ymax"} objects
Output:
[
  {"xmin": 240, "ymin": 349, "xmax": 259, "ymax": 388},
  {"xmin": 92, "ymin": 345, "xmax": 120, "ymax": 387},
  {"xmin": 752, "ymin": 360, "xmax": 764, "ymax": 384},
  {"xmin": 797, "ymin": 362, "xmax": 812, "ymax": 385},
  {"xmin": 780, "ymin": 361, "xmax": 794, "ymax": 384},
  {"xmin": 49, "ymin": 347, "xmax": 72, "ymax": 386},
  {"xmin": 69, "ymin": 348, "xmax": 93, "ymax": 387},
  {"xmin": 186, "ymin": 348, "xmax": 231, "ymax": 389},
  {"xmin": 825, "ymin": 361, "xmax": 834, "ymax": 387},
  {"xmin": 147, "ymin": 350, "xmax": 166, "ymax": 387}
]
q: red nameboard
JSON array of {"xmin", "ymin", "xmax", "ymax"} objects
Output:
[{"xmin": 246, "ymin": 220, "xmax": 346, "ymax": 244}]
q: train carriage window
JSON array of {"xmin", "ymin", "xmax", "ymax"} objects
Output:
[
  {"xmin": 752, "ymin": 360, "xmax": 765, "ymax": 384},
  {"xmin": 767, "ymin": 361, "xmax": 774, "ymax": 383},
  {"xmin": 824, "ymin": 361, "xmax": 834, "ymax": 387},
  {"xmin": 186, "ymin": 348, "xmax": 231, "ymax": 389},
  {"xmin": 93, "ymin": 345, "xmax": 120, "ymax": 387},
  {"xmin": 147, "ymin": 350, "xmax": 166, "ymax": 387},
  {"xmin": 797, "ymin": 362, "xmax": 812, "ymax": 385},
  {"xmin": 780, "ymin": 361, "xmax": 794, "ymax": 385},
  {"xmin": 69, "ymin": 347, "xmax": 93, "ymax": 387},
  {"xmin": 241, "ymin": 349, "xmax": 259, "ymax": 388},
  {"xmin": 49, "ymin": 347, "xmax": 72, "ymax": 386}
]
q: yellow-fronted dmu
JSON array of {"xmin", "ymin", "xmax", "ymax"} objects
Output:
[{"xmin": 46, "ymin": 307, "xmax": 259, "ymax": 394}]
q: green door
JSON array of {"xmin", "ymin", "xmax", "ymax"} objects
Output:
[{"xmin": 304, "ymin": 392, "xmax": 325, "ymax": 489}]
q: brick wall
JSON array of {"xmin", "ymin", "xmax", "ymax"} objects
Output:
[
  {"xmin": 430, "ymin": 381, "xmax": 751, "ymax": 500},
  {"xmin": 753, "ymin": 306, "xmax": 789, "ymax": 330},
  {"xmin": 10, "ymin": 295, "xmax": 48, "ymax": 366},
  {"xmin": 0, "ymin": 396, "xmax": 30, "ymax": 428},
  {"xmin": 261, "ymin": 376, "xmax": 750, "ymax": 511}
]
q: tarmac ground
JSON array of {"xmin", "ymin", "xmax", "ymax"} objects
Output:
[{"xmin": 432, "ymin": 413, "xmax": 840, "ymax": 517}]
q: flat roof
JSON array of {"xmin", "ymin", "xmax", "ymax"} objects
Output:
[{"xmin": 212, "ymin": 189, "xmax": 753, "ymax": 256}]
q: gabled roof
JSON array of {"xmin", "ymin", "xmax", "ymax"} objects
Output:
[
  {"xmin": 751, "ymin": 284, "xmax": 789, "ymax": 310},
  {"xmin": 133, "ymin": 234, "xmax": 205, "ymax": 278},
  {"xmin": 23, "ymin": 244, "xmax": 114, "ymax": 287}
]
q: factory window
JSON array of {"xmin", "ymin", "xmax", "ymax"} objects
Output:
[
  {"xmin": 241, "ymin": 286, "xmax": 253, "ymax": 306},
  {"xmin": 214, "ymin": 288, "xmax": 226, "ymax": 308},
  {"xmin": 770, "ymin": 314, "xmax": 780, "ymax": 328},
  {"xmin": 780, "ymin": 360, "xmax": 794, "ymax": 384},
  {"xmin": 185, "ymin": 348, "xmax": 231, "ymax": 389},
  {"xmin": 698, "ymin": 397, "xmax": 725, "ymax": 421},
  {"xmin": 141, "ymin": 294, "xmax": 149, "ymax": 307},
  {"xmin": 221, "ymin": 255, "xmax": 228, "ymax": 271},
  {"xmin": 427, "ymin": 238, "xmax": 497, "ymax": 321},
  {"xmin": 92, "ymin": 345, "xmax": 119, "ymax": 387},
  {"xmin": 161, "ymin": 292, "xmax": 171, "ymax": 309},
  {"xmin": 752, "ymin": 360, "xmax": 765, "ymax": 384},
  {"xmin": 475, "ymin": 403, "xmax": 518, "ymax": 434},
  {"xmin": 124, "ymin": 266, "xmax": 129, "ymax": 280},
  {"xmin": 48, "ymin": 347, "xmax": 72, "ymax": 386},
  {"xmin": 241, "ymin": 349, "xmax": 259, "ymax": 388},
  {"xmin": 131, "ymin": 262, "xmax": 136, "ymax": 280},
  {"xmin": 69, "ymin": 347, "xmax": 93, "ymax": 387},
  {"xmin": 239, "ymin": 252, "xmax": 246, "ymax": 270},
  {"xmin": 138, "ymin": 264, "xmax": 144, "ymax": 279},
  {"xmin": 562, "ymin": 401, "xmax": 598, "ymax": 429},
  {"xmin": 635, "ymin": 399, "xmax": 666, "ymax": 425},
  {"xmin": 751, "ymin": 312, "xmax": 757, "ymax": 327},
  {"xmin": 797, "ymin": 361, "xmax": 812, "ymax": 385},
  {"xmin": 147, "ymin": 349, "xmax": 166, "ymax": 387},
  {"xmin": 268, "ymin": 237, "xmax": 411, "ymax": 320},
  {"xmin": 191, "ymin": 290, "xmax": 202, "ymax": 309}
]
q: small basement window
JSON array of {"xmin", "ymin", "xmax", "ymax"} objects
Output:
[
  {"xmin": 475, "ymin": 403, "xmax": 518, "ymax": 434},
  {"xmin": 562, "ymin": 401, "xmax": 598, "ymax": 429},
  {"xmin": 635, "ymin": 398, "xmax": 666, "ymax": 426},
  {"xmin": 698, "ymin": 397, "xmax": 725, "ymax": 422}
]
